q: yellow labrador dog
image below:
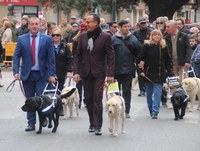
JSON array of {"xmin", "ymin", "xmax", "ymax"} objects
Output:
[
  {"xmin": 181, "ymin": 77, "xmax": 200, "ymax": 111},
  {"xmin": 105, "ymin": 94, "xmax": 125, "ymax": 137},
  {"xmin": 61, "ymin": 86, "xmax": 79, "ymax": 119}
]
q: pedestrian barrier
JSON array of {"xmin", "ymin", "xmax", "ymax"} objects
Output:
[{"xmin": 3, "ymin": 42, "xmax": 16, "ymax": 65}]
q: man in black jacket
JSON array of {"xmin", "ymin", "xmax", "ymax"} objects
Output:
[
  {"xmin": 134, "ymin": 17, "xmax": 153, "ymax": 97},
  {"xmin": 112, "ymin": 20, "xmax": 141, "ymax": 118}
]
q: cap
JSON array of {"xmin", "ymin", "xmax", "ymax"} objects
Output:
[
  {"xmin": 80, "ymin": 22, "xmax": 87, "ymax": 30},
  {"xmin": 138, "ymin": 17, "xmax": 146, "ymax": 24},
  {"xmin": 72, "ymin": 23, "xmax": 78, "ymax": 27},
  {"xmin": 71, "ymin": 16, "xmax": 77, "ymax": 19}
]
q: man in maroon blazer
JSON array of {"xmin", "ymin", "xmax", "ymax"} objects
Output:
[{"xmin": 73, "ymin": 13, "xmax": 115, "ymax": 135}]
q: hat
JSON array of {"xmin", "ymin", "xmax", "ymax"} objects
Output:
[
  {"xmin": 71, "ymin": 16, "xmax": 77, "ymax": 19},
  {"xmin": 72, "ymin": 23, "xmax": 78, "ymax": 27},
  {"xmin": 138, "ymin": 17, "xmax": 146, "ymax": 24},
  {"xmin": 80, "ymin": 22, "xmax": 87, "ymax": 30}
]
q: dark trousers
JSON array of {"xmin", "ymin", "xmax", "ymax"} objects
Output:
[
  {"xmin": 22, "ymin": 71, "xmax": 46, "ymax": 125},
  {"xmin": 114, "ymin": 74, "xmax": 132, "ymax": 114},
  {"xmin": 138, "ymin": 74, "xmax": 146, "ymax": 92},
  {"xmin": 82, "ymin": 74, "xmax": 105, "ymax": 129}
]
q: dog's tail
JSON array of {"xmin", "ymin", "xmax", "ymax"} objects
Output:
[{"xmin": 60, "ymin": 88, "xmax": 76, "ymax": 99}]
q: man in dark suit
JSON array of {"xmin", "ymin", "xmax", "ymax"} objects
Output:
[
  {"xmin": 13, "ymin": 17, "xmax": 57, "ymax": 132},
  {"xmin": 73, "ymin": 13, "xmax": 115, "ymax": 135}
]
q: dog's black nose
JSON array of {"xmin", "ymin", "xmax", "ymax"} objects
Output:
[
  {"xmin": 109, "ymin": 110, "xmax": 112, "ymax": 114},
  {"xmin": 21, "ymin": 106, "xmax": 27, "ymax": 112}
]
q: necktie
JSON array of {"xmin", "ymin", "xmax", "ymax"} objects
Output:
[{"xmin": 31, "ymin": 35, "xmax": 37, "ymax": 66}]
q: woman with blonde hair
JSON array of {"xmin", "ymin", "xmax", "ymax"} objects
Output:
[
  {"xmin": 51, "ymin": 28, "xmax": 73, "ymax": 114},
  {"xmin": 137, "ymin": 29, "xmax": 173, "ymax": 119}
]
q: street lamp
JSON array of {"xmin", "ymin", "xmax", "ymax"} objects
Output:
[{"xmin": 112, "ymin": 0, "xmax": 116, "ymax": 21}]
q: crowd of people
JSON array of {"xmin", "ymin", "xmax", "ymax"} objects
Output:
[{"xmin": 0, "ymin": 12, "xmax": 199, "ymax": 135}]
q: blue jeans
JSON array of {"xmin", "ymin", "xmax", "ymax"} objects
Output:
[
  {"xmin": 193, "ymin": 63, "xmax": 200, "ymax": 78},
  {"xmin": 146, "ymin": 82, "xmax": 163, "ymax": 115}
]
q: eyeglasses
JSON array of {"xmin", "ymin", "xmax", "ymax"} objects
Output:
[
  {"xmin": 156, "ymin": 22, "xmax": 164, "ymax": 25},
  {"xmin": 140, "ymin": 22, "xmax": 146, "ymax": 25},
  {"xmin": 52, "ymin": 34, "xmax": 61, "ymax": 37},
  {"xmin": 112, "ymin": 26, "xmax": 117, "ymax": 28}
]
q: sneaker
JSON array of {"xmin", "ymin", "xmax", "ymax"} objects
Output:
[
  {"xmin": 88, "ymin": 126, "xmax": 95, "ymax": 133},
  {"xmin": 126, "ymin": 113, "xmax": 131, "ymax": 119},
  {"xmin": 95, "ymin": 128, "xmax": 102, "ymax": 135},
  {"xmin": 152, "ymin": 113, "xmax": 158, "ymax": 119},
  {"xmin": 138, "ymin": 91, "xmax": 145, "ymax": 97}
]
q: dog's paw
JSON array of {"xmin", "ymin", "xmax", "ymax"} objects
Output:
[
  {"xmin": 48, "ymin": 125, "xmax": 52, "ymax": 128},
  {"xmin": 112, "ymin": 132, "xmax": 118, "ymax": 137},
  {"xmin": 36, "ymin": 131, "xmax": 41, "ymax": 134},
  {"xmin": 52, "ymin": 129, "xmax": 57, "ymax": 133},
  {"xmin": 121, "ymin": 130, "xmax": 125, "ymax": 134}
]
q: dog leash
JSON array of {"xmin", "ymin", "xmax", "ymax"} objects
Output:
[{"xmin": 6, "ymin": 79, "xmax": 26, "ymax": 99}]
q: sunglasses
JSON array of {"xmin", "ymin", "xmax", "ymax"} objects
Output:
[
  {"xmin": 52, "ymin": 34, "xmax": 61, "ymax": 37},
  {"xmin": 156, "ymin": 22, "xmax": 164, "ymax": 24},
  {"xmin": 112, "ymin": 26, "xmax": 117, "ymax": 28},
  {"xmin": 140, "ymin": 22, "xmax": 146, "ymax": 25}
]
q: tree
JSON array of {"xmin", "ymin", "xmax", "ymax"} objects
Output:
[
  {"xmin": 95, "ymin": 0, "xmax": 190, "ymax": 21},
  {"xmin": 143, "ymin": 0, "xmax": 190, "ymax": 22},
  {"xmin": 37, "ymin": 0, "xmax": 191, "ymax": 22},
  {"xmin": 37, "ymin": 0, "xmax": 92, "ymax": 17}
]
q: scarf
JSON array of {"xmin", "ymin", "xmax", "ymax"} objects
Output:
[{"xmin": 87, "ymin": 27, "xmax": 102, "ymax": 52}]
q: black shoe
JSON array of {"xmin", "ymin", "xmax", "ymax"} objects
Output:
[
  {"xmin": 0, "ymin": 84, "xmax": 4, "ymax": 87},
  {"xmin": 59, "ymin": 112, "xmax": 64, "ymax": 116},
  {"xmin": 152, "ymin": 113, "xmax": 158, "ymax": 119},
  {"xmin": 25, "ymin": 125, "xmax": 35, "ymax": 131},
  {"xmin": 88, "ymin": 127, "xmax": 95, "ymax": 133},
  {"xmin": 95, "ymin": 128, "xmax": 102, "ymax": 135}
]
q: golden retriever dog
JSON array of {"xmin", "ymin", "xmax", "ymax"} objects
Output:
[
  {"xmin": 181, "ymin": 77, "xmax": 200, "ymax": 111},
  {"xmin": 61, "ymin": 86, "xmax": 79, "ymax": 119},
  {"xmin": 105, "ymin": 95, "xmax": 125, "ymax": 137}
]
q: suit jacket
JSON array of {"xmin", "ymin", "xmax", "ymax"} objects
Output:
[
  {"xmin": 13, "ymin": 32, "xmax": 56, "ymax": 81},
  {"xmin": 165, "ymin": 31, "xmax": 192, "ymax": 66},
  {"xmin": 73, "ymin": 31, "xmax": 115, "ymax": 78}
]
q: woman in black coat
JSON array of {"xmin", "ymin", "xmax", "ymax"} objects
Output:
[
  {"xmin": 51, "ymin": 28, "xmax": 73, "ymax": 115},
  {"xmin": 137, "ymin": 29, "xmax": 173, "ymax": 119}
]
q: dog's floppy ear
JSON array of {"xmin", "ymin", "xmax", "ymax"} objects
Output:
[
  {"xmin": 105, "ymin": 102, "xmax": 109, "ymax": 112},
  {"xmin": 60, "ymin": 88, "xmax": 76, "ymax": 98}
]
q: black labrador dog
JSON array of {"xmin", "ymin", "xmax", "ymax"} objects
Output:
[
  {"xmin": 171, "ymin": 88, "xmax": 188, "ymax": 120},
  {"xmin": 21, "ymin": 88, "xmax": 76, "ymax": 134}
]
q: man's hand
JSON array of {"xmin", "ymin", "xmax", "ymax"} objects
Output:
[
  {"xmin": 49, "ymin": 76, "xmax": 57, "ymax": 83},
  {"xmin": 73, "ymin": 74, "xmax": 80, "ymax": 83},
  {"xmin": 106, "ymin": 76, "xmax": 114, "ymax": 84},
  {"xmin": 140, "ymin": 73, "xmax": 145, "ymax": 77},
  {"xmin": 14, "ymin": 74, "xmax": 20, "ymax": 80},
  {"xmin": 184, "ymin": 63, "xmax": 190, "ymax": 69}
]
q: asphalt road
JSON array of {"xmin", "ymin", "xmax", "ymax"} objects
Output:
[{"xmin": 0, "ymin": 69, "xmax": 200, "ymax": 151}]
